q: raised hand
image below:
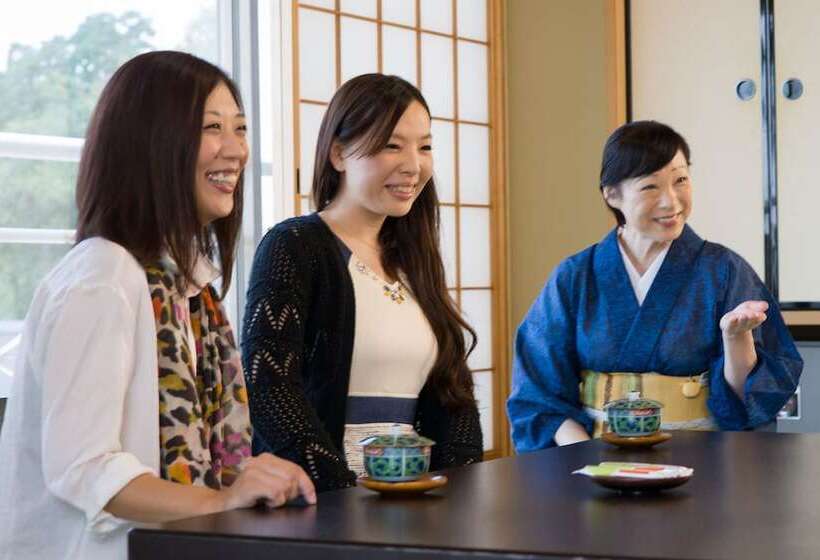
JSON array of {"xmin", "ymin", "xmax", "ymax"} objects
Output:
[{"xmin": 720, "ymin": 300, "xmax": 768, "ymax": 338}]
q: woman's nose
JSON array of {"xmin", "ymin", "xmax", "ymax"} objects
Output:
[
  {"xmin": 400, "ymin": 150, "xmax": 420, "ymax": 176},
  {"xmin": 221, "ymin": 132, "xmax": 248, "ymax": 161}
]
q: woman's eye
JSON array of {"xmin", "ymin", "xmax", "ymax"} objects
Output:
[
  {"xmin": 204, "ymin": 123, "xmax": 221, "ymax": 130},
  {"xmin": 237, "ymin": 124, "xmax": 248, "ymax": 133},
  {"xmin": 675, "ymin": 176, "xmax": 688, "ymax": 184},
  {"xmin": 385, "ymin": 143, "xmax": 401, "ymax": 150},
  {"xmin": 640, "ymin": 184, "xmax": 657, "ymax": 191},
  {"xmin": 421, "ymin": 144, "xmax": 432, "ymax": 151}
]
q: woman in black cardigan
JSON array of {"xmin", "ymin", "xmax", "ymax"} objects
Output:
[{"xmin": 241, "ymin": 74, "xmax": 483, "ymax": 492}]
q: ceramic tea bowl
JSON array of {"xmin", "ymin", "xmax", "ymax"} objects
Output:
[
  {"xmin": 604, "ymin": 393, "xmax": 663, "ymax": 437},
  {"xmin": 360, "ymin": 432, "xmax": 435, "ymax": 482}
]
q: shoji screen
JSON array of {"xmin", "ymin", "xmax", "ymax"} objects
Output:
[{"xmin": 292, "ymin": 0, "xmax": 505, "ymax": 456}]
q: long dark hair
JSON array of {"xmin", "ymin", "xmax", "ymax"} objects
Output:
[
  {"xmin": 599, "ymin": 120, "xmax": 691, "ymax": 226},
  {"xmin": 76, "ymin": 50, "xmax": 244, "ymax": 298},
  {"xmin": 312, "ymin": 74, "xmax": 477, "ymax": 410}
]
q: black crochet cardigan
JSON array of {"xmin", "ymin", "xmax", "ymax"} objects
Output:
[{"xmin": 241, "ymin": 213, "xmax": 483, "ymax": 492}]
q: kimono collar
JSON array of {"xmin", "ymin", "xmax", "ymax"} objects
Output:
[{"xmin": 593, "ymin": 224, "xmax": 706, "ymax": 370}]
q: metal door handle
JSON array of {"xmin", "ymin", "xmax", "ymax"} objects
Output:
[
  {"xmin": 736, "ymin": 79, "xmax": 756, "ymax": 101},
  {"xmin": 783, "ymin": 78, "xmax": 804, "ymax": 100}
]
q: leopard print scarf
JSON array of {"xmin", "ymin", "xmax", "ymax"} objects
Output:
[{"xmin": 146, "ymin": 257, "xmax": 252, "ymax": 489}]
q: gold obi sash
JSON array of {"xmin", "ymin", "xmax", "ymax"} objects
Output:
[{"xmin": 580, "ymin": 370, "xmax": 716, "ymax": 437}]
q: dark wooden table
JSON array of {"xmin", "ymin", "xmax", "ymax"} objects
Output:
[{"xmin": 129, "ymin": 431, "xmax": 820, "ymax": 559}]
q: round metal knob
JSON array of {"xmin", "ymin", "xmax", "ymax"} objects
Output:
[
  {"xmin": 783, "ymin": 78, "xmax": 804, "ymax": 100},
  {"xmin": 736, "ymin": 79, "xmax": 756, "ymax": 101}
]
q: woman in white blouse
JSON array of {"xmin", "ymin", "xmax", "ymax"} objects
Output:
[{"xmin": 0, "ymin": 51, "xmax": 315, "ymax": 560}]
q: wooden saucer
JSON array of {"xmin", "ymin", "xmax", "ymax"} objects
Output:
[
  {"xmin": 602, "ymin": 431, "xmax": 671, "ymax": 448},
  {"xmin": 358, "ymin": 473, "xmax": 448, "ymax": 496}
]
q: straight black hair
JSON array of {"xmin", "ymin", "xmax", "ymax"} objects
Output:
[
  {"xmin": 76, "ymin": 50, "xmax": 244, "ymax": 298},
  {"xmin": 312, "ymin": 73, "xmax": 477, "ymax": 410},
  {"xmin": 599, "ymin": 120, "xmax": 691, "ymax": 225}
]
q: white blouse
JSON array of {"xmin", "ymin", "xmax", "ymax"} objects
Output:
[{"xmin": 0, "ymin": 238, "xmax": 161, "ymax": 560}]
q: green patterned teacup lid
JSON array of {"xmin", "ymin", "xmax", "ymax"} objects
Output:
[
  {"xmin": 358, "ymin": 426, "xmax": 435, "ymax": 448},
  {"xmin": 604, "ymin": 391, "xmax": 663, "ymax": 411}
]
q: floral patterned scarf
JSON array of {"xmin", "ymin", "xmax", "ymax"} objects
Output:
[{"xmin": 146, "ymin": 256, "xmax": 252, "ymax": 489}]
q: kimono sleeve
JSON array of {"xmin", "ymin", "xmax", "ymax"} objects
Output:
[
  {"xmin": 40, "ymin": 284, "xmax": 154, "ymax": 533},
  {"xmin": 507, "ymin": 260, "xmax": 593, "ymax": 452},
  {"xmin": 708, "ymin": 253, "xmax": 803, "ymax": 429}
]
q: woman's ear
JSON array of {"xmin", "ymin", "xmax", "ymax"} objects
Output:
[
  {"xmin": 602, "ymin": 185, "xmax": 621, "ymax": 209},
  {"xmin": 329, "ymin": 141, "xmax": 345, "ymax": 172}
]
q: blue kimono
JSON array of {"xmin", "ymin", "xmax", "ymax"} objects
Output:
[{"xmin": 508, "ymin": 225, "xmax": 803, "ymax": 452}]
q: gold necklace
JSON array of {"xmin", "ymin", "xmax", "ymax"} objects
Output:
[{"xmin": 354, "ymin": 260, "xmax": 407, "ymax": 304}]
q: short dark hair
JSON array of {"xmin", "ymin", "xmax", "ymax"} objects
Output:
[
  {"xmin": 599, "ymin": 120, "xmax": 691, "ymax": 226},
  {"xmin": 76, "ymin": 50, "xmax": 244, "ymax": 298}
]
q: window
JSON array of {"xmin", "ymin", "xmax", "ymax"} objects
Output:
[{"xmin": 0, "ymin": 1, "xmax": 225, "ymax": 398}]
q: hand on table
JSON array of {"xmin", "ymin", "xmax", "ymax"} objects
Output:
[{"xmin": 221, "ymin": 453, "xmax": 316, "ymax": 510}]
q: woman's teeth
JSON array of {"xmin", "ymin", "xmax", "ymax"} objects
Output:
[
  {"xmin": 388, "ymin": 184, "xmax": 415, "ymax": 195},
  {"xmin": 207, "ymin": 171, "xmax": 236, "ymax": 185}
]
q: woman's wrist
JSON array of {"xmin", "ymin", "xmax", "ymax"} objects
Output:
[{"xmin": 202, "ymin": 488, "xmax": 229, "ymax": 515}]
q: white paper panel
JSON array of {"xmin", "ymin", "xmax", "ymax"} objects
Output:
[
  {"xmin": 449, "ymin": 289, "xmax": 459, "ymax": 305},
  {"xmin": 340, "ymin": 0, "xmax": 377, "ymax": 18},
  {"xmin": 458, "ymin": 124, "xmax": 489, "ymax": 204},
  {"xmin": 774, "ymin": 0, "xmax": 820, "ymax": 301},
  {"xmin": 298, "ymin": 9, "xmax": 336, "ymax": 101},
  {"xmin": 459, "ymin": 207, "xmax": 491, "ymax": 287},
  {"xmin": 457, "ymin": 41, "xmax": 488, "ymax": 123},
  {"xmin": 340, "ymin": 17, "xmax": 378, "ymax": 84},
  {"xmin": 431, "ymin": 120, "xmax": 455, "ymax": 203},
  {"xmin": 382, "ymin": 25, "xmax": 417, "ymax": 86},
  {"xmin": 301, "ymin": 0, "xmax": 335, "ymax": 8},
  {"xmin": 300, "ymin": 196, "xmax": 313, "ymax": 216},
  {"xmin": 299, "ymin": 103, "xmax": 327, "ymax": 195},
  {"xmin": 421, "ymin": 33, "xmax": 454, "ymax": 118},
  {"xmin": 421, "ymin": 0, "xmax": 453, "ymax": 34},
  {"xmin": 473, "ymin": 370, "xmax": 494, "ymax": 451},
  {"xmin": 461, "ymin": 289, "xmax": 493, "ymax": 371},
  {"xmin": 440, "ymin": 205, "xmax": 457, "ymax": 288},
  {"xmin": 457, "ymin": 0, "xmax": 487, "ymax": 41},
  {"xmin": 382, "ymin": 0, "xmax": 416, "ymax": 26}
]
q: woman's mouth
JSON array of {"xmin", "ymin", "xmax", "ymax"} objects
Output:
[
  {"xmin": 654, "ymin": 212, "xmax": 682, "ymax": 227},
  {"xmin": 386, "ymin": 183, "xmax": 416, "ymax": 200},
  {"xmin": 207, "ymin": 170, "xmax": 238, "ymax": 194}
]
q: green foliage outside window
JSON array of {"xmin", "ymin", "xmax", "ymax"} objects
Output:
[{"xmin": 0, "ymin": 8, "xmax": 216, "ymax": 320}]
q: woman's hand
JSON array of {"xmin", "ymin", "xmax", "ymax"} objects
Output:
[
  {"xmin": 221, "ymin": 453, "xmax": 317, "ymax": 510},
  {"xmin": 720, "ymin": 300, "xmax": 768, "ymax": 338},
  {"xmin": 720, "ymin": 300, "xmax": 767, "ymax": 399},
  {"xmin": 105, "ymin": 454, "xmax": 315, "ymax": 523}
]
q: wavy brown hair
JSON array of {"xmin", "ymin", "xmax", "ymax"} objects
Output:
[
  {"xmin": 75, "ymin": 51, "xmax": 244, "ymax": 298},
  {"xmin": 312, "ymin": 73, "xmax": 477, "ymax": 410}
]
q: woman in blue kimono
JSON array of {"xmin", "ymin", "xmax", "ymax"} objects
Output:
[{"xmin": 507, "ymin": 121, "xmax": 803, "ymax": 450}]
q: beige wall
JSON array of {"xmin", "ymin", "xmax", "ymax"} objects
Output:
[{"xmin": 506, "ymin": 0, "xmax": 614, "ymax": 328}]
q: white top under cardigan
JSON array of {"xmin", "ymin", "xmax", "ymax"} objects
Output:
[
  {"xmin": 341, "ymin": 256, "xmax": 437, "ymax": 475},
  {"xmin": 0, "ymin": 238, "xmax": 161, "ymax": 560}
]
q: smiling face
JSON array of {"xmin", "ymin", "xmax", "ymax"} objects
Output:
[
  {"xmin": 194, "ymin": 82, "xmax": 249, "ymax": 226},
  {"xmin": 603, "ymin": 150, "xmax": 692, "ymax": 243},
  {"xmin": 329, "ymin": 100, "xmax": 433, "ymax": 219}
]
